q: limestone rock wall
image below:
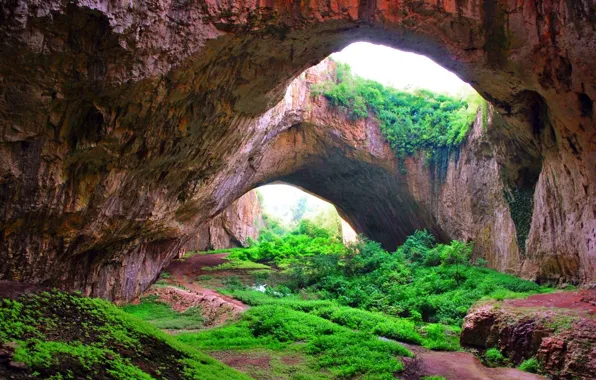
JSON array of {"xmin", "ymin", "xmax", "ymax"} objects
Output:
[
  {"xmin": 183, "ymin": 190, "xmax": 263, "ymax": 252},
  {"xmin": 0, "ymin": 0, "xmax": 594, "ymax": 300}
]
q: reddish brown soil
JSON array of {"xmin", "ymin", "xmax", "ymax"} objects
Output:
[
  {"xmin": 164, "ymin": 253, "xmax": 248, "ymax": 311},
  {"xmin": 209, "ymin": 351, "xmax": 271, "ymax": 370},
  {"xmin": 505, "ymin": 289, "xmax": 596, "ymax": 315},
  {"xmin": 401, "ymin": 344, "xmax": 546, "ymax": 380},
  {"xmin": 280, "ymin": 355, "xmax": 303, "ymax": 366}
]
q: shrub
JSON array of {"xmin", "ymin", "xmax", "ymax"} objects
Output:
[
  {"xmin": 486, "ymin": 348, "xmax": 505, "ymax": 366},
  {"xmin": 519, "ymin": 357, "xmax": 540, "ymax": 373}
]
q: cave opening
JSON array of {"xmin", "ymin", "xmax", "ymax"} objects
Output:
[{"xmin": 1, "ymin": 2, "xmax": 594, "ymax": 378}]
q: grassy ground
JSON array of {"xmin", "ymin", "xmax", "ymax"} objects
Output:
[
  {"xmin": 0, "ymin": 290, "xmax": 249, "ymax": 380},
  {"xmin": 178, "ymin": 304, "xmax": 412, "ymax": 379},
  {"xmin": 209, "ymin": 348, "xmax": 331, "ymax": 380},
  {"xmin": 121, "ymin": 295, "xmax": 204, "ymax": 330}
]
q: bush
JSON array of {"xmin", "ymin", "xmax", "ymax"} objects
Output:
[
  {"xmin": 279, "ymin": 232, "xmax": 548, "ymax": 326},
  {"xmin": 229, "ymin": 220, "xmax": 345, "ymax": 264},
  {"xmin": 486, "ymin": 348, "xmax": 505, "ymax": 366},
  {"xmin": 519, "ymin": 357, "xmax": 540, "ymax": 373}
]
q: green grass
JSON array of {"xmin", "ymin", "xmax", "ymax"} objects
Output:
[
  {"xmin": 120, "ymin": 295, "xmax": 204, "ymax": 330},
  {"xmin": 0, "ymin": 290, "xmax": 249, "ymax": 379},
  {"xmin": 209, "ymin": 348, "xmax": 330, "ymax": 380},
  {"xmin": 204, "ymin": 259, "xmax": 271, "ymax": 271},
  {"xmin": 224, "ymin": 289, "xmax": 459, "ymax": 350},
  {"xmin": 179, "ymin": 304, "xmax": 411, "ymax": 379}
]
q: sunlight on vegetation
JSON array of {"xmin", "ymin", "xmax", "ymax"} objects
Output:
[
  {"xmin": 225, "ymin": 220, "xmax": 345, "ymax": 265},
  {"xmin": 313, "ymin": 62, "xmax": 485, "ymax": 163}
]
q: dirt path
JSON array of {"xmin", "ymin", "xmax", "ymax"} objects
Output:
[
  {"xmin": 505, "ymin": 289, "xmax": 596, "ymax": 315},
  {"xmin": 401, "ymin": 343, "xmax": 546, "ymax": 380},
  {"xmin": 159, "ymin": 255, "xmax": 555, "ymax": 379},
  {"xmin": 163, "ymin": 253, "xmax": 248, "ymax": 311}
]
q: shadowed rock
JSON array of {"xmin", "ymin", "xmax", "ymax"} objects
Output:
[{"xmin": 0, "ymin": 0, "xmax": 594, "ymax": 300}]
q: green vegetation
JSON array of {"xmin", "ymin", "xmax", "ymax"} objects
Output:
[
  {"xmin": 518, "ymin": 357, "xmax": 540, "ymax": 373},
  {"xmin": 204, "ymin": 259, "xmax": 271, "ymax": 271},
  {"xmin": 211, "ymin": 348, "xmax": 330, "ymax": 380},
  {"xmin": 282, "ymin": 231, "xmax": 550, "ymax": 325},
  {"xmin": 0, "ymin": 290, "xmax": 248, "ymax": 379},
  {"xmin": 228, "ymin": 219, "xmax": 345, "ymax": 264},
  {"xmin": 220, "ymin": 290, "xmax": 459, "ymax": 351},
  {"xmin": 178, "ymin": 304, "xmax": 411, "ymax": 379},
  {"xmin": 314, "ymin": 63, "xmax": 485, "ymax": 162},
  {"xmin": 121, "ymin": 295, "xmax": 204, "ymax": 330},
  {"xmin": 485, "ymin": 348, "xmax": 505, "ymax": 367}
]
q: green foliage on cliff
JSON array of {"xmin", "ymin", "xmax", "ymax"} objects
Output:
[
  {"xmin": 314, "ymin": 63, "xmax": 484, "ymax": 160},
  {"xmin": 0, "ymin": 291, "xmax": 249, "ymax": 379}
]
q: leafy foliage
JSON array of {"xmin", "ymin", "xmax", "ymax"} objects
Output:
[
  {"xmin": 485, "ymin": 348, "xmax": 505, "ymax": 367},
  {"xmin": 314, "ymin": 63, "xmax": 484, "ymax": 161},
  {"xmin": 283, "ymin": 231, "xmax": 550, "ymax": 325},
  {"xmin": 519, "ymin": 357, "xmax": 540, "ymax": 373},
  {"xmin": 229, "ymin": 219, "xmax": 346, "ymax": 264}
]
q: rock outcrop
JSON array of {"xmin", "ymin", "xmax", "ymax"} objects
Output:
[
  {"xmin": 0, "ymin": 0, "xmax": 594, "ymax": 300},
  {"xmin": 461, "ymin": 290, "xmax": 596, "ymax": 379},
  {"xmin": 183, "ymin": 190, "xmax": 263, "ymax": 252}
]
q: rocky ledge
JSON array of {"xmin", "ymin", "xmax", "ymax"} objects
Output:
[{"xmin": 461, "ymin": 289, "xmax": 596, "ymax": 379}]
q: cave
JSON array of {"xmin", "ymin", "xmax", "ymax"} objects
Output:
[{"xmin": 0, "ymin": 1, "xmax": 594, "ymax": 304}]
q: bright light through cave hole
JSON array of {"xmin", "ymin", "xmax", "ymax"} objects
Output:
[
  {"xmin": 256, "ymin": 184, "xmax": 357, "ymax": 244},
  {"xmin": 258, "ymin": 43, "xmax": 478, "ymax": 236},
  {"xmin": 331, "ymin": 42, "xmax": 475, "ymax": 96}
]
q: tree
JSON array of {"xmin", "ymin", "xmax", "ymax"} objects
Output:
[{"xmin": 291, "ymin": 196, "xmax": 307, "ymax": 222}]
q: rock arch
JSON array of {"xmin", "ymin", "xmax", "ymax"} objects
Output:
[{"xmin": 0, "ymin": 1, "xmax": 593, "ymax": 300}]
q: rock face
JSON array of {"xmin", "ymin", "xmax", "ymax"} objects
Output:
[
  {"xmin": 0, "ymin": 0, "xmax": 594, "ymax": 301},
  {"xmin": 461, "ymin": 290, "xmax": 596, "ymax": 379},
  {"xmin": 183, "ymin": 190, "xmax": 263, "ymax": 252}
]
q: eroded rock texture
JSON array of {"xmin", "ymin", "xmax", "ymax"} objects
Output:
[
  {"xmin": 183, "ymin": 190, "xmax": 262, "ymax": 252},
  {"xmin": 461, "ymin": 290, "xmax": 596, "ymax": 379},
  {"xmin": 0, "ymin": 0, "xmax": 594, "ymax": 300}
]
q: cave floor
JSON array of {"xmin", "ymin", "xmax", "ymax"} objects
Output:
[{"xmin": 142, "ymin": 253, "xmax": 550, "ymax": 380}]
